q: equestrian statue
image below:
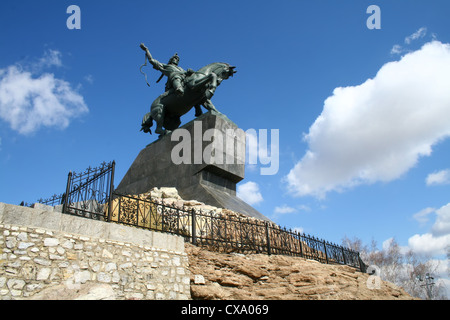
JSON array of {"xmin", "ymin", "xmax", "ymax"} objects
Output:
[{"xmin": 139, "ymin": 43, "xmax": 236, "ymax": 137}]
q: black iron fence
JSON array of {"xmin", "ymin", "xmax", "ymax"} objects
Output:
[
  {"xmin": 108, "ymin": 193, "xmax": 366, "ymax": 272},
  {"xmin": 35, "ymin": 161, "xmax": 115, "ymax": 220},
  {"xmin": 29, "ymin": 161, "xmax": 367, "ymax": 272},
  {"xmin": 62, "ymin": 161, "xmax": 115, "ymax": 219}
]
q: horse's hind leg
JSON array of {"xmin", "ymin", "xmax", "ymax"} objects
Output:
[
  {"xmin": 202, "ymin": 99, "xmax": 220, "ymax": 113},
  {"xmin": 194, "ymin": 105, "xmax": 203, "ymax": 117}
]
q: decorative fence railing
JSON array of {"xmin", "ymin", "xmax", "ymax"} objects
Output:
[
  {"xmin": 35, "ymin": 161, "xmax": 115, "ymax": 220},
  {"xmin": 28, "ymin": 161, "xmax": 367, "ymax": 272},
  {"xmin": 107, "ymin": 193, "xmax": 366, "ymax": 272},
  {"xmin": 63, "ymin": 161, "xmax": 115, "ymax": 220}
]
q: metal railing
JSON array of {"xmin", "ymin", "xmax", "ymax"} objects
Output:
[
  {"xmin": 29, "ymin": 161, "xmax": 367, "ymax": 272},
  {"xmin": 62, "ymin": 161, "xmax": 115, "ymax": 220},
  {"xmin": 108, "ymin": 193, "xmax": 366, "ymax": 272},
  {"xmin": 34, "ymin": 161, "xmax": 115, "ymax": 220}
]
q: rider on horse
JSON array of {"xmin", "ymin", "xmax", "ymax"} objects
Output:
[
  {"xmin": 140, "ymin": 44, "xmax": 202, "ymax": 134},
  {"xmin": 139, "ymin": 43, "xmax": 236, "ymax": 137},
  {"xmin": 144, "ymin": 49, "xmax": 192, "ymax": 96}
]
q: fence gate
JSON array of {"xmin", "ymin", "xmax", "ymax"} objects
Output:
[{"xmin": 62, "ymin": 161, "xmax": 115, "ymax": 220}]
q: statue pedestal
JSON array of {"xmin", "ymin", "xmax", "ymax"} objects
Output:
[{"xmin": 116, "ymin": 112, "xmax": 270, "ymax": 221}]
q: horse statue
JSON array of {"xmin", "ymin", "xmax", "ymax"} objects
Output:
[{"xmin": 139, "ymin": 43, "xmax": 236, "ymax": 137}]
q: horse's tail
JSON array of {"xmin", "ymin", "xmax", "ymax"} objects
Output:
[{"xmin": 141, "ymin": 112, "xmax": 153, "ymax": 134}]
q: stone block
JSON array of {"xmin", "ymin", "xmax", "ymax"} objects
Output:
[
  {"xmin": 60, "ymin": 214, "xmax": 109, "ymax": 240},
  {"xmin": 31, "ymin": 203, "xmax": 54, "ymax": 212},
  {"xmin": 107, "ymin": 222, "xmax": 154, "ymax": 249},
  {"xmin": 1, "ymin": 204, "xmax": 61, "ymax": 231},
  {"xmin": 0, "ymin": 202, "xmax": 5, "ymax": 222}
]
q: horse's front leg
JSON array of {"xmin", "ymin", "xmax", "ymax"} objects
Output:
[
  {"xmin": 190, "ymin": 73, "xmax": 218, "ymax": 98},
  {"xmin": 205, "ymin": 73, "xmax": 218, "ymax": 99}
]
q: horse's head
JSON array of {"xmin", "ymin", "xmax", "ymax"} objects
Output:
[
  {"xmin": 199, "ymin": 63, "xmax": 237, "ymax": 80},
  {"xmin": 217, "ymin": 63, "xmax": 237, "ymax": 80}
]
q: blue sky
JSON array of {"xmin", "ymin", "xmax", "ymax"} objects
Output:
[{"xmin": 1, "ymin": 1, "xmax": 449, "ymax": 290}]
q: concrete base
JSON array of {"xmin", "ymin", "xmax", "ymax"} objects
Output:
[
  {"xmin": 0, "ymin": 202, "xmax": 185, "ymax": 252},
  {"xmin": 116, "ymin": 111, "xmax": 270, "ymax": 221}
]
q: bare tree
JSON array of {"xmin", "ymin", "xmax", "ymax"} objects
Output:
[{"xmin": 342, "ymin": 236, "xmax": 448, "ymax": 300}]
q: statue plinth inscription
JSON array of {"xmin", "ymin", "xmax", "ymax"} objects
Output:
[{"xmin": 116, "ymin": 112, "xmax": 270, "ymax": 221}]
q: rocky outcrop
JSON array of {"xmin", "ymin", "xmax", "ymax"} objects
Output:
[
  {"xmin": 105, "ymin": 187, "xmax": 415, "ymax": 300},
  {"xmin": 186, "ymin": 244, "xmax": 415, "ymax": 300}
]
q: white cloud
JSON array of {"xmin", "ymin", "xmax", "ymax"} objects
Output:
[
  {"xmin": 405, "ymin": 27, "xmax": 427, "ymax": 44},
  {"xmin": 426, "ymin": 169, "xmax": 450, "ymax": 186},
  {"xmin": 390, "ymin": 44, "xmax": 403, "ymax": 55},
  {"xmin": 408, "ymin": 233, "xmax": 450, "ymax": 257},
  {"xmin": 0, "ymin": 51, "xmax": 88, "ymax": 135},
  {"xmin": 432, "ymin": 203, "xmax": 450, "ymax": 236},
  {"xmin": 286, "ymin": 41, "xmax": 450, "ymax": 198},
  {"xmin": 391, "ymin": 27, "xmax": 427, "ymax": 55},
  {"xmin": 84, "ymin": 74, "xmax": 94, "ymax": 84},
  {"xmin": 274, "ymin": 205, "xmax": 297, "ymax": 214},
  {"xmin": 37, "ymin": 49, "xmax": 63, "ymax": 69},
  {"xmin": 413, "ymin": 207, "xmax": 436, "ymax": 226},
  {"xmin": 272, "ymin": 204, "xmax": 311, "ymax": 221},
  {"xmin": 408, "ymin": 203, "xmax": 450, "ymax": 256},
  {"xmin": 237, "ymin": 181, "xmax": 263, "ymax": 205}
]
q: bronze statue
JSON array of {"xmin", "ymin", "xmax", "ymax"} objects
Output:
[{"xmin": 139, "ymin": 43, "xmax": 236, "ymax": 137}]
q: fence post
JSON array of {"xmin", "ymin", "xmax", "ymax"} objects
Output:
[
  {"xmin": 323, "ymin": 240, "xmax": 329, "ymax": 264},
  {"xmin": 210, "ymin": 210, "xmax": 213, "ymax": 245},
  {"xmin": 341, "ymin": 247, "xmax": 347, "ymax": 265},
  {"xmin": 298, "ymin": 232, "xmax": 303, "ymax": 258},
  {"xmin": 265, "ymin": 222, "xmax": 271, "ymax": 255},
  {"xmin": 358, "ymin": 253, "xmax": 366, "ymax": 272},
  {"xmin": 62, "ymin": 171, "xmax": 72, "ymax": 214},
  {"xmin": 107, "ymin": 161, "xmax": 115, "ymax": 222},
  {"xmin": 191, "ymin": 209, "xmax": 197, "ymax": 246}
]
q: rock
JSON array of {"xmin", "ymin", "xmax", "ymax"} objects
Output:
[
  {"xmin": 36, "ymin": 268, "xmax": 51, "ymax": 281},
  {"xmin": 43, "ymin": 238, "xmax": 59, "ymax": 247},
  {"xmin": 108, "ymin": 187, "xmax": 416, "ymax": 301},
  {"xmin": 185, "ymin": 243, "xmax": 415, "ymax": 300},
  {"xmin": 191, "ymin": 282, "xmax": 231, "ymax": 300},
  {"xmin": 7, "ymin": 279, "xmax": 25, "ymax": 290},
  {"xmin": 183, "ymin": 200, "xmax": 204, "ymax": 207},
  {"xmin": 194, "ymin": 274, "xmax": 205, "ymax": 285},
  {"xmin": 161, "ymin": 187, "xmax": 181, "ymax": 199},
  {"xmin": 76, "ymin": 284, "xmax": 116, "ymax": 300},
  {"xmin": 30, "ymin": 283, "xmax": 116, "ymax": 300},
  {"xmin": 218, "ymin": 272, "xmax": 252, "ymax": 287},
  {"xmin": 235, "ymin": 265, "xmax": 268, "ymax": 280}
]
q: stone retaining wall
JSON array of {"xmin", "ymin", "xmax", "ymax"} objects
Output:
[{"xmin": 0, "ymin": 202, "xmax": 191, "ymax": 300}]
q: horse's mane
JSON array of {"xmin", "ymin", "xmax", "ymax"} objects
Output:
[{"xmin": 196, "ymin": 62, "xmax": 230, "ymax": 74}]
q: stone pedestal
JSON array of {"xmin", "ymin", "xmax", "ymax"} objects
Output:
[{"xmin": 116, "ymin": 111, "xmax": 270, "ymax": 221}]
